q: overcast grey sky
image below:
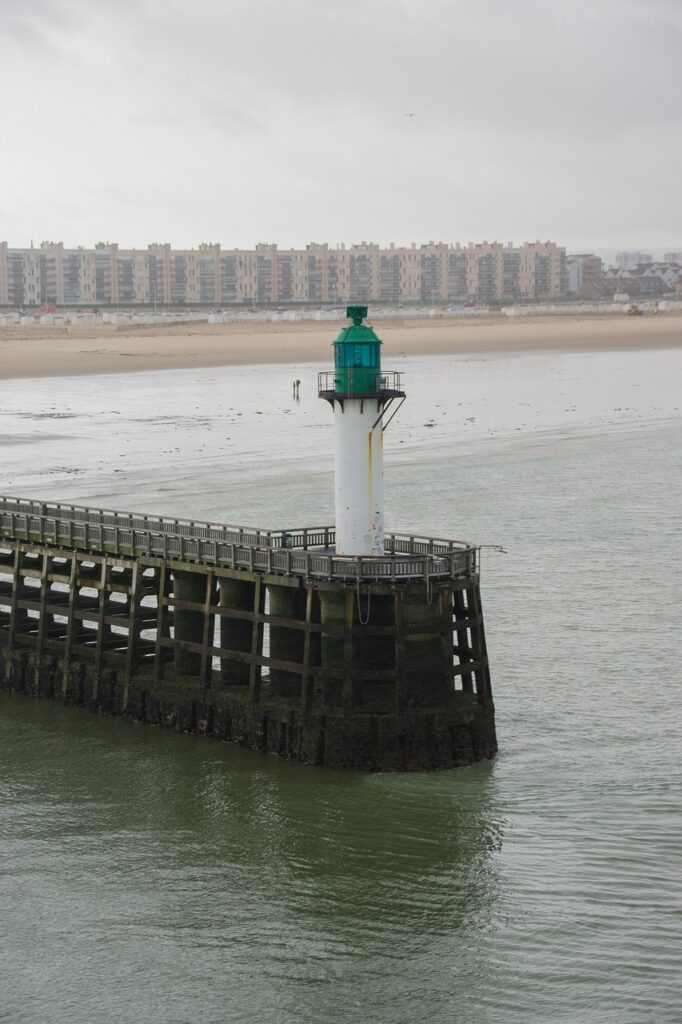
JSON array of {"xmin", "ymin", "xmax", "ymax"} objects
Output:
[{"xmin": 1, "ymin": 0, "xmax": 680, "ymax": 250}]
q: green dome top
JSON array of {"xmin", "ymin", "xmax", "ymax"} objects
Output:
[{"xmin": 332, "ymin": 305, "xmax": 383, "ymax": 350}]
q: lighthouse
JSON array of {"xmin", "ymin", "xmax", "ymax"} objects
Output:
[
  {"xmin": 0, "ymin": 309, "xmax": 497, "ymax": 771},
  {"xmin": 318, "ymin": 305, "xmax": 405, "ymax": 556}
]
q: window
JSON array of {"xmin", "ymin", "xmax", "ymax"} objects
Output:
[{"xmin": 336, "ymin": 342, "xmax": 379, "ymax": 368}]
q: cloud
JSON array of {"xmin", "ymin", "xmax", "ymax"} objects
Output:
[
  {"xmin": 0, "ymin": 0, "xmax": 86, "ymax": 52},
  {"xmin": 0, "ymin": 0, "xmax": 680, "ymax": 248}
]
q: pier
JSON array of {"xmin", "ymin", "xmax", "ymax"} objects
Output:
[{"xmin": 0, "ymin": 494, "xmax": 496, "ymax": 770}]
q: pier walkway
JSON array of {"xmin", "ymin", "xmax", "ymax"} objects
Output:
[{"xmin": 0, "ymin": 495, "xmax": 476, "ymax": 584}]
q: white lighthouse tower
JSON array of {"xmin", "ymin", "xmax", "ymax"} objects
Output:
[{"xmin": 318, "ymin": 305, "xmax": 405, "ymax": 556}]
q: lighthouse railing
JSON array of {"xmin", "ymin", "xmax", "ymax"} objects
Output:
[{"xmin": 317, "ymin": 370, "xmax": 404, "ymax": 397}]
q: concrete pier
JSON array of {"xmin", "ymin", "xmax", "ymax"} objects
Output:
[{"xmin": 0, "ymin": 496, "xmax": 497, "ymax": 770}]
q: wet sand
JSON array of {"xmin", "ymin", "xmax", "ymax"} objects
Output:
[{"xmin": 0, "ymin": 313, "xmax": 680, "ymax": 379}]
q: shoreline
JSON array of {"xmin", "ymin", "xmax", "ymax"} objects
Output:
[{"xmin": 0, "ymin": 312, "xmax": 681, "ymax": 380}]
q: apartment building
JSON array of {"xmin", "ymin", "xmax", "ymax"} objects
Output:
[
  {"xmin": 0, "ymin": 239, "xmax": 567, "ymax": 307},
  {"xmin": 0, "ymin": 242, "xmax": 54, "ymax": 306},
  {"xmin": 519, "ymin": 241, "xmax": 566, "ymax": 299}
]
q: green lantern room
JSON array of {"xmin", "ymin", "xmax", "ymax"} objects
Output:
[{"xmin": 333, "ymin": 305, "xmax": 382, "ymax": 395}]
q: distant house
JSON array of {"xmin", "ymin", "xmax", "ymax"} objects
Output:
[{"xmin": 603, "ymin": 262, "xmax": 681, "ymax": 299}]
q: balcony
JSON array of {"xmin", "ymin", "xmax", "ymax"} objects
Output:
[{"xmin": 318, "ymin": 369, "xmax": 404, "ymax": 401}]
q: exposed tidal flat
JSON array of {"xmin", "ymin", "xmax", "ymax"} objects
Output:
[
  {"xmin": 0, "ymin": 310, "xmax": 681, "ymax": 380},
  {"xmin": 0, "ymin": 342, "xmax": 681, "ymax": 1022}
]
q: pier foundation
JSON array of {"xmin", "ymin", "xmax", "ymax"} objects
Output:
[
  {"xmin": 172, "ymin": 570, "xmax": 206, "ymax": 675},
  {"xmin": 218, "ymin": 577, "xmax": 256, "ymax": 686},
  {"xmin": 0, "ymin": 499, "xmax": 497, "ymax": 771}
]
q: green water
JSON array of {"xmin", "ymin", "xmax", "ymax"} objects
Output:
[
  {"xmin": 1, "ymin": 699, "xmax": 504, "ymax": 1023},
  {"xmin": 1, "ymin": 352, "xmax": 681, "ymax": 1022}
]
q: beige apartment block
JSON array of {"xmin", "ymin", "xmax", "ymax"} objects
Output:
[
  {"xmin": 147, "ymin": 244, "xmax": 172, "ymax": 305},
  {"xmin": 420, "ymin": 244, "xmax": 451, "ymax": 302},
  {"xmin": 253, "ymin": 244, "xmax": 278, "ymax": 304},
  {"xmin": 0, "ymin": 245, "xmax": 42, "ymax": 307},
  {"xmin": 0, "ymin": 241, "xmax": 96, "ymax": 307},
  {"xmin": 346, "ymin": 243, "xmax": 381, "ymax": 303},
  {"xmin": 65, "ymin": 248, "xmax": 97, "ymax": 305},
  {"xmin": 36, "ymin": 242, "xmax": 66, "ymax": 304},
  {"xmin": 114, "ymin": 251, "xmax": 151, "ymax": 304},
  {"xmin": 305, "ymin": 243, "xmax": 329, "ymax": 304},
  {"xmin": 33, "ymin": 243, "xmax": 98, "ymax": 305},
  {"xmin": 399, "ymin": 245, "xmax": 422, "ymax": 301},
  {"xmin": 198, "ymin": 244, "xmax": 221, "ymax": 304},
  {"xmin": 0, "ymin": 240, "xmax": 567, "ymax": 307},
  {"xmin": 327, "ymin": 246, "xmax": 351, "ymax": 303},
  {"xmin": 22, "ymin": 250, "xmax": 42, "ymax": 306},
  {"xmin": 269, "ymin": 244, "xmax": 306, "ymax": 304},
  {"xmin": 447, "ymin": 245, "xmax": 469, "ymax": 301},
  {"xmin": 94, "ymin": 243, "xmax": 120, "ymax": 304},
  {"xmin": 465, "ymin": 243, "xmax": 505, "ymax": 302},
  {"xmin": 240, "ymin": 251, "xmax": 260, "ymax": 303},
  {"xmin": 519, "ymin": 241, "xmax": 565, "ymax": 299}
]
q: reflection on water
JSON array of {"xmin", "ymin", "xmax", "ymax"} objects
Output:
[
  {"xmin": 0, "ymin": 695, "xmax": 503, "ymax": 1024},
  {"xmin": 1, "ymin": 348, "xmax": 681, "ymax": 1023}
]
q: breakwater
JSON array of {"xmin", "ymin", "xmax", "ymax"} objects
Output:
[{"xmin": 0, "ymin": 496, "xmax": 496, "ymax": 770}]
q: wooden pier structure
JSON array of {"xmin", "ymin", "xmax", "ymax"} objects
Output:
[{"xmin": 0, "ymin": 495, "xmax": 496, "ymax": 770}]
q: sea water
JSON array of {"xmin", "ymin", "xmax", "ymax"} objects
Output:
[{"xmin": 0, "ymin": 346, "xmax": 681, "ymax": 1023}]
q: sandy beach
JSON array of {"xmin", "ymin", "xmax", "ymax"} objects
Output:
[{"xmin": 0, "ymin": 313, "xmax": 681, "ymax": 380}]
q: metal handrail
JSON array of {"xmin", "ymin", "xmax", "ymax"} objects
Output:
[
  {"xmin": 0, "ymin": 495, "xmax": 471, "ymax": 555},
  {"xmin": 317, "ymin": 369, "xmax": 404, "ymax": 396},
  {"xmin": 0, "ymin": 494, "xmax": 477, "ymax": 582}
]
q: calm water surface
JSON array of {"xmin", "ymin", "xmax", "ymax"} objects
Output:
[{"xmin": 1, "ymin": 346, "xmax": 681, "ymax": 1022}]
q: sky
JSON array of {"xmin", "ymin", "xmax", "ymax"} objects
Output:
[{"xmin": 1, "ymin": 0, "xmax": 680, "ymax": 252}]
